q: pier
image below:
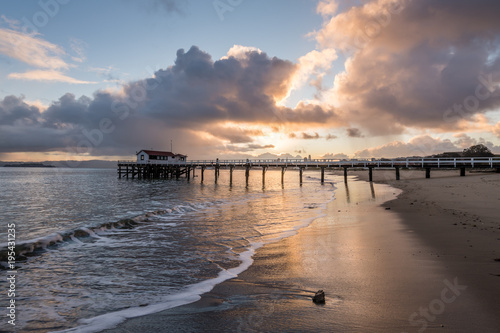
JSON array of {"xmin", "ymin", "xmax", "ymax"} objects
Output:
[{"xmin": 117, "ymin": 157, "xmax": 500, "ymax": 184}]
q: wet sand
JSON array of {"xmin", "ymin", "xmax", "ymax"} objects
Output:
[
  {"xmin": 102, "ymin": 172, "xmax": 500, "ymax": 332},
  {"xmin": 350, "ymin": 169, "xmax": 500, "ymax": 331}
]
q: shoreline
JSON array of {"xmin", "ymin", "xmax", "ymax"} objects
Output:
[
  {"xmin": 101, "ymin": 173, "xmax": 500, "ymax": 332},
  {"xmin": 349, "ymin": 169, "xmax": 500, "ymax": 329}
]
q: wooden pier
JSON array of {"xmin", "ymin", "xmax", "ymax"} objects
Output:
[{"xmin": 118, "ymin": 157, "xmax": 500, "ymax": 185}]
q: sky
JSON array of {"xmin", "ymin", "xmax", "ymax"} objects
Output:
[{"xmin": 1, "ymin": 0, "xmax": 500, "ymax": 162}]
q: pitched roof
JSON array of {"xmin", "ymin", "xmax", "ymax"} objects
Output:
[{"xmin": 137, "ymin": 150, "xmax": 175, "ymax": 157}]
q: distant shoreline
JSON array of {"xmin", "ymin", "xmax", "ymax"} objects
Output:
[
  {"xmin": 0, "ymin": 160, "xmax": 117, "ymax": 168},
  {"xmin": 3, "ymin": 163, "xmax": 55, "ymax": 168}
]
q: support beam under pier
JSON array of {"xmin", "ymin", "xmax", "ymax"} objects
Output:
[{"xmin": 245, "ymin": 164, "xmax": 250, "ymax": 186}]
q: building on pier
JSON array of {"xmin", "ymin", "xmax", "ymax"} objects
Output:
[{"xmin": 136, "ymin": 150, "xmax": 187, "ymax": 164}]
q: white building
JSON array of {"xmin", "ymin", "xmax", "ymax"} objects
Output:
[{"xmin": 136, "ymin": 150, "xmax": 187, "ymax": 164}]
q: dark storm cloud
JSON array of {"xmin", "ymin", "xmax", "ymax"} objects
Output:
[
  {"xmin": 0, "ymin": 46, "xmax": 337, "ymax": 156},
  {"xmin": 134, "ymin": 47, "xmax": 336, "ymax": 126},
  {"xmin": 0, "ymin": 95, "xmax": 40, "ymax": 126}
]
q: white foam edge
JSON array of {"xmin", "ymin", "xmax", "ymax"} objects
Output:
[
  {"xmin": 51, "ymin": 242, "xmax": 263, "ymax": 333},
  {"xmin": 0, "ymin": 232, "xmax": 64, "ymax": 253}
]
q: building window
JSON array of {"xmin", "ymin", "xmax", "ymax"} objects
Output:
[{"xmin": 141, "ymin": 155, "xmax": 144, "ymax": 160}]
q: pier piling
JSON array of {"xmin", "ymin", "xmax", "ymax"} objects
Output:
[{"xmin": 245, "ymin": 164, "xmax": 250, "ymax": 186}]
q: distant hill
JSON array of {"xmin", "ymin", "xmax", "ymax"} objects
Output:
[
  {"xmin": 0, "ymin": 160, "xmax": 118, "ymax": 168},
  {"xmin": 3, "ymin": 162, "xmax": 55, "ymax": 168}
]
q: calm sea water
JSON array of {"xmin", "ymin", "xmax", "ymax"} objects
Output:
[{"xmin": 0, "ymin": 167, "xmax": 335, "ymax": 332}]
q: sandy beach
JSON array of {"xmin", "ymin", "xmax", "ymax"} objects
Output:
[{"xmin": 101, "ymin": 170, "xmax": 500, "ymax": 333}]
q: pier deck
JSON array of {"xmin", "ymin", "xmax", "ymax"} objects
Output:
[{"xmin": 118, "ymin": 157, "xmax": 500, "ymax": 184}]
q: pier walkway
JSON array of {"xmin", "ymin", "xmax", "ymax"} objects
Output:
[{"xmin": 118, "ymin": 157, "xmax": 500, "ymax": 184}]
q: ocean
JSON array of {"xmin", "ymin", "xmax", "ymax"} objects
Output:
[{"xmin": 0, "ymin": 167, "xmax": 336, "ymax": 332}]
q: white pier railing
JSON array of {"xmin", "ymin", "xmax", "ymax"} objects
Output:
[{"xmin": 118, "ymin": 157, "xmax": 500, "ymax": 168}]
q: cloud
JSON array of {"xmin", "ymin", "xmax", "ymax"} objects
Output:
[
  {"xmin": 452, "ymin": 133, "xmax": 478, "ymax": 149},
  {"xmin": 129, "ymin": 46, "xmax": 336, "ymax": 126},
  {"xmin": 353, "ymin": 134, "xmax": 500, "ymax": 158},
  {"xmin": 8, "ymin": 70, "xmax": 98, "ymax": 84},
  {"xmin": 314, "ymin": 0, "xmax": 500, "ymax": 134},
  {"xmin": 346, "ymin": 128, "xmax": 363, "ymax": 138},
  {"xmin": 494, "ymin": 122, "xmax": 500, "ymax": 138},
  {"xmin": 223, "ymin": 45, "xmax": 263, "ymax": 60},
  {"xmin": 280, "ymin": 48, "xmax": 337, "ymax": 104},
  {"xmin": 316, "ymin": 0, "xmax": 338, "ymax": 18},
  {"xmin": 0, "ymin": 46, "xmax": 338, "ymax": 158},
  {"xmin": 205, "ymin": 125, "xmax": 264, "ymax": 143},
  {"xmin": 322, "ymin": 152, "xmax": 348, "ymax": 159},
  {"xmin": 70, "ymin": 37, "xmax": 88, "ymax": 63},
  {"xmin": 223, "ymin": 143, "xmax": 275, "ymax": 153},
  {"xmin": 301, "ymin": 132, "xmax": 321, "ymax": 140},
  {"xmin": 1, "ymin": 15, "xmax": 21, "ymax": 30},
  {"xmin": 257, "ymin": 152, "xmax": 302, "ymax": 160},
  {"xmin": 247, "ymin": 144, "xmax": 275, "ymax": 149},
  {"xmin": 0, "ymin": 22, "xmax": 97, "ymax": 84},
  {"xmin": 146, "ymin": 0, "xmax": 186, "ymax": 13},
  {"xmin": 289, "ymin": 131, "xmax": 325, "ymax": 140},
  {"xmin": 326, "ymin": 134, "xmax": 337, "ymax": 140},
  {"xmin": 0, "ymin": 27, "xmax": 68, "ymax": 69},
  {"xmin": 0, "ymin": 95, "xmax": 41, "ymax": 126}
]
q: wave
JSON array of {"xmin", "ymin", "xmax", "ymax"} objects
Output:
[
  {"xmin": 0, "ymin": 204, "xmax": 203, "ymax": 265},
  {"xmin": 53, "ymin": 242, "xmax": 262, "ymax": 333}
]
